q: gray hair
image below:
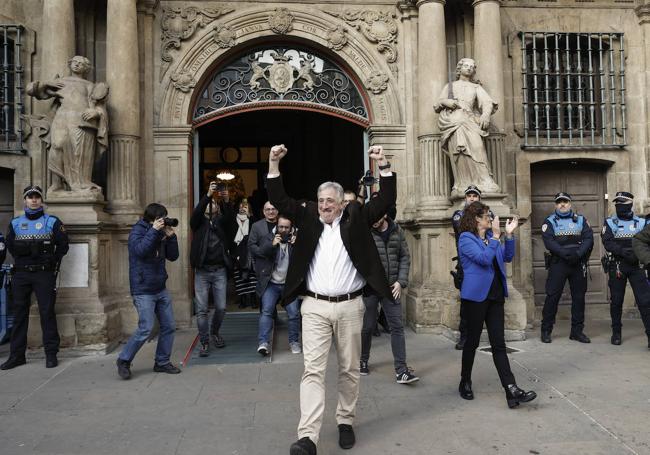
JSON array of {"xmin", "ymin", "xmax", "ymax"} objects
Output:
[{"xmin": 317, "ymin": 181, "xmax": 344, "ymax": 203}]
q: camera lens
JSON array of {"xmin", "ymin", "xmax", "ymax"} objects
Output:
[{"xmin": 164, "ymin": 217, "xmax": 179, "ymax": 227}]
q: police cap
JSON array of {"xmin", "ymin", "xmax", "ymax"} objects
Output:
[
  {"xmin": 23, "ymin": 185, "xmax": 43, "ymax": 199},
  {"xmin": 554, "ymin": 192, "xmax": 572, "ymax": 202},
  {"xmin": 464, "ymin": 185, "xmax": 482, "ymax": 197},
  {"xmin": 613, "ymin": 191, "xmax": 634, "ymax": 203}
]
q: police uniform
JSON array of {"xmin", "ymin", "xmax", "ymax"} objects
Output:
[
  {"xmin": 601, "ymin": 192, "xmax": 650, "ymax": 345},
  {"xmin": 540, "ymin": 192, "xmax": 594, "ymax": 343},
  {"xmin": 0, "ymin": 231, "xmax": 6, "ymax": 265},
  {"xmin": 1, "ymin": 186, "xmax": 69, "ymax": 369}
]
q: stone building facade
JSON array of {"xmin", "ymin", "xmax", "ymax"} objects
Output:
[{"xmin": 1, "ymin": 0, "xmax": 649, "ymax": 350}]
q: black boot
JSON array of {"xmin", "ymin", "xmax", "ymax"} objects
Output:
[
  {"xmin": 116, "ymin": 358, "xmax": 132, "ymax": 380},
  {"xmin": 540, "ymin": 331, "xmax": 552, "ymax": 343},
  {"xmin": 569, "ymin": 331, "xmax": 591, "ymax": 343},
  {"xmin": 455, "ymin": 334, "xmax": 466, "ymax": 350},
  {"xmin": 505, "ymin": 384, "xmax": 537, "ymax": 409},
  {"xmin": 45, "ymin": 354, "xmax": 58, "ymax": 368},
  {"xmin": 290, "ymin": 437, "xmax": 317, "ymax": 455},
  {"xmin": 458, "ymin": 378, "xmax": 474, "ymax": 400},
  {"xmin": 0, "ymin": 356, "xmax": 27, "ymax": 370},
  {"xmin": 611, "ymin": 331, "xmax": 622, "ymax": 346}
]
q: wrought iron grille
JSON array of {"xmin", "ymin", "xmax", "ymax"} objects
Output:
[
  {"xmin": 520, "ymin": 32, "xmax": 626, "ymax": 148},
  {"xmin": 0, "ymin": 25, "xmax": 24, "ymax": 153},
  {"xmin": 193, "ymin": 46, "xmax": 368, "ymax": 122}
]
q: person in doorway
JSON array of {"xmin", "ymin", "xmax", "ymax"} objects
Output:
[
  {"xmin": 266, "ymin": 144, "xmax": 395, "ymax": 455},
  {"xmin": 457, "ymin": 201, "xmax": 536, "ymax": 408},
  {"xmin": 233, "ymin": 199, "xmax": 257, "ymax": 309},
  {"xmin": 1, "ymin": 186, "xmax": 69, "ymax": 370},
  {"xmin": 540, "ymin": 192, "xmax": 594, "ymax": 344},
  {"xmin": 190, "ymin": 181, "xmax": 235, "ymax": 357},
  {"xmin": 116, "ymin": 203, "xmax": 180, "ymax": 379},
  {"xmin": 246, "ymin": 201, "xmax": 279, "ymax": 311},
  {"xmin": 602, "ymin": 192, "xmax": 650, "ymax": 347},
  {"xmin": 252, "ymin": 214, "xmax": 301, "ymax": 356}
]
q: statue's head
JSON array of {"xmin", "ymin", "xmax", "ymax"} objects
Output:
[
  {"xmin": 69, "ymin": 56, "xmax": 92, "ymax": 76},
  {"xmin": 455, "ymin": 58, "xmax": 477, "ymax": 81}
]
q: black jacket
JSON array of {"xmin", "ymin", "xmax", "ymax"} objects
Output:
[
  {"xmin": 249, "ymin": 220, "xmax": 294, "ymax": 297},
  {"xmin": 632, "ymin": 224, "xmax": 650, "ymax": 267},
  {"xmin": 371, "ymin": 219, "xmax": 410, "ymax": 289},
  {"xmin": 267, "ymin": 173, "xmax": 396, "ymax": 304},
  {"xmin": 189, "ymin": 196, "xmax": 235, "ymax": 270}
]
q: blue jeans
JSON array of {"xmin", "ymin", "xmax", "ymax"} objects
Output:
[
  {"xmin": 118, "ymin": 289, "xmax": 176, "ymax": 365},
  {"xmin": 194, "ymin": 267, "xmax": 228, "ymax": 343},
  {"xmin": 258, "ymin": 282, "xmax": 301, "ymax": 344}
]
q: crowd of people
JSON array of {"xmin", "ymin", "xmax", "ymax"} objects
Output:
[{"xmin": 1, "ymin": 147, "xmax": 650, "ymax": 455}]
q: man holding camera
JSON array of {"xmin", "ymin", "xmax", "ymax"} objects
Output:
[
  {"xmin": 1, "ymin": 185, "xmax": 69, "ymax": 370},
  {"xmin": 251, "ymin": 214, "xmax": 301, "ymax": 356},
  {"xmin": 116, "ymin": 203, "xmax": 180, "ymax": 379},
  {"xmin": 190, "ymin": 181, "xmax": 235, "ymax": 357}
]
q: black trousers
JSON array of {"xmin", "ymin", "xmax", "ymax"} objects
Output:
[
  {"xmin": 608, "ymin": 263, "xmax": 650, "ymax": 335},
  {"xmin": 458, "ymin": 301, "xmax": 468, "ymax": 338},
  {"xmin": 9, "ymin": 271, "xmax": 59, "ymax": 356},
  {"xmin": 541, "ymin": 259, "xmax": 587, "ymax": 333},
  {"xmin": 461, "ymin": 299, "xmax": 515, "ymax": 388}
]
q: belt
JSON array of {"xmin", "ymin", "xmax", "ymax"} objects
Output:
[
  {"xmin": 305, "ymin": 289, "xmax": 363, "ymax": 303},
  {"xmin": 14, "ymin": 264, "xmax": 54, "ymax": 272}
]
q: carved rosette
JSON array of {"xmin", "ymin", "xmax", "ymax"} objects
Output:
[
  {"xmin": 365, "ymin": 70, "xmax": 389, "ymax": 94},
  {"xmin": 326, "ymin": 25, "xmax": 348, "ymax": 51},
  {"xmin": 269, "ymin": 8, "xmax": 295, "ymax": 34},
  {"xmin": 213, "ymin": 23, "xmax": 236, "ymax": 48},
  {"xmin": 160, "ymin": 6, "xmax": 233, "ymax": 80},
  {"xmin": 171, "ymin": 69, "xmax": 197, "ymax": 93},
  {"xmin": 326, "ymin": 9, "xmax": 398, "ymax": 67}
]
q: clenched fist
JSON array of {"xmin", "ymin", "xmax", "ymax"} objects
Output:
[{"xmin": 270, "ymin": 144, "xmax": 288, "ymax": 161}]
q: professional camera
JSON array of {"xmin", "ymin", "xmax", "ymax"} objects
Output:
[
  {"xmin": 163, "ymin": 217, "xmax": 179, "ymax": 227},
  {"xmin": 362, "ymin": 170, "xmax": 378, "ymax": 187},
  {"xmin": 216, "ymin": 182, "xmax": 226, "ymax": 192},
  {"xmin": 280, "ymin": 231, "xmax": 292, "ymax": 243}
]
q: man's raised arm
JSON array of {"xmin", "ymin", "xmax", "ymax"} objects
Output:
[
  {"xmin": 364, "ymin": 145, "xmax": 396, "ymax": 226},
  {"xmin": 266, "ymin": 144, "xmax": 298, "ymax": 219}
]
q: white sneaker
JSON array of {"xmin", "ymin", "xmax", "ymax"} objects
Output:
[
  {"xmin": 289, "ymin": 342, "xmax": 302, "ymax": 354},
  {"xmin": 257, "ymin": 342, "xmax": 270, "ymax": 356}
]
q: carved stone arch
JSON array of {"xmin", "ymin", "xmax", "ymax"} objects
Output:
[{"xmin": 158, "ymin": 6, "xmax": 403, "ymax": 127}]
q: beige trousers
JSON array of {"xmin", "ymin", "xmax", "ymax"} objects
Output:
[{"xmin": 297, "ymin": 295, "xmax": 365, "ymax": 444}]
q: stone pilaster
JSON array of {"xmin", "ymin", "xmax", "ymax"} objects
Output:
[
  {"xmin": 635, "ymin": 2, "xmax": 650, "ymax": 212},
  {"xmin": 106, "ymin": 0, "xmax": 141, "ymax": 218}
]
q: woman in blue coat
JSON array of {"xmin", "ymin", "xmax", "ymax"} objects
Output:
[{"xmin": 457, "ymin": 202, "xmax": 536, "ymax": 408}]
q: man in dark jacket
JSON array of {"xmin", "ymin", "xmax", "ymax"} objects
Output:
[
  {"xmin": 116, "ymin": 203, "xmax": 180, "ymax": 379},
  {"xmin": 359, "ymin": 212, "xmax": 418, "ymax": 384},
  {"xmin": 632, "ymin": 223, "xmax": 650, "ymax": 269},
  {"xmin": 267, "ymin": 144, "xmax": 395, "ymax": 455},
  {"xmin": 190, "ymin": 181, "xmax": 235, "ymax": 357}
]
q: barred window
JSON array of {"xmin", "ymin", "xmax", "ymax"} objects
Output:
[
  {"xmin": 520, "ymin": 32, "xmax": 626, "ymax": 148},
  {"xmin": 0, "ymin": 25, "xmax": 25, "ymax": 153}
]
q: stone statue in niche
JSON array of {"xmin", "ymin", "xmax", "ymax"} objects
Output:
[
  {"xmin": 26, "ymin": 55, "xmax": 108, "ymax": 200},
  {"xmin": 434, "ymin": 57, "xmax": 500, "ymax": 198}
]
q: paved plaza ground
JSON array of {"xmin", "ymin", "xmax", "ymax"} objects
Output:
[{"xmin": 1, "ymin": 319, "xmax": 649, "ymax": 455}]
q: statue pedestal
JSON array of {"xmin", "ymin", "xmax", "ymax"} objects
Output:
[{"xmin": 25, "ymin": 200, "xmax": 122, "ymax": 355}]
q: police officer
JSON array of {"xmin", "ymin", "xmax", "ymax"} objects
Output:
[
  {"xmin": 601, "ymin": 192, "xmax": 650, "ymax": 346},
  {"xmin": 451, "ymin": 185, "xmax": 486, "ymax": 350},
  {"xmin": 0, "ymin": 186, "xmax": 69, "ymax": 370},
  {"xmin": 540, "ymin": 192, "xmax": 594, "ymax": 344}
]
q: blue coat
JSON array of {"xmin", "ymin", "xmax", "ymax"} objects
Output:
[
  {"xmin": 458, "ymin": 232, "xmax": 515, "ymax": 302},
  {"xmin": 128, "ymin": 219, "xmax": 179, "ymax": 296}
]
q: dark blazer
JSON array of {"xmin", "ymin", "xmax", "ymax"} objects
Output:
[
  {"xmin": 267, "ymin": 173, "xmax": 396, "ymax": 304},
  {"xmin": 248, "ymin": 218, "xmax": 283, "ymax": 296},
  {"xmin": 458, "ymin": 231, "xmax": 515, "ymax": 302},
  {"xmin": 189, "ymin": 196, "xmax": 235, "ymax": 270}
]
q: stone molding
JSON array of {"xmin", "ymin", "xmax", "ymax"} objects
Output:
[
  {"xmin": 636, "ymin": 4, "xmax": 650, "ymax": 24},
  {"xmin": 268, "ymin": 7, "xmax": 295, "ymax": 34},
  {"xmin": 471, "ymin": 0, "xmax": 503, "ymax": 5},
  {"xmin": 416, "ymin": 0, "xmax": 446, "ymax": 6},
  {"xmin": 365, "ymin": 70, "xmax": 390, "ymax": 94},
  {"xmin": 160, "ymin": 6, "xmax": 234, "ymax": 80}
]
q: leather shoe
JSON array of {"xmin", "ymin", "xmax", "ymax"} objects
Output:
[
  {"xmin": 290, "ymin": 437, "xmax": 317, "ymax": 455},
  {"xmin": 455, "ymin": 336, "xmax": 466, "ymax": 350},
  {"xmin": 0, "ymin": 356, "xmax": 26, "ymax": 370},
  {"xmin": 153, "ymin": 362, "xmax": 181, "ymax": 374},
  {"xmin": 116, "ymin": 358, "xmax": 132, "ymax": 379},
  {"xmin": 338, "ymin": 424, "xmax": 355, "ymax": 450},
  {"xmin": 540, "ymin": 331, "xmax": 552, "ymax": 343},
  {"xmin": 458, "ymin": 379, "xmax": 474, "ymax": 400},
  {"xmin": 569, "ymin": 332, "xmax": 591, "ymax": 343},
  {"xmin": 45, "ymin": 354, "xmax": 58, "ymax": 368},
  {"xmin": 505, "ymin": 384, "xmax": 537, "ymax": 409},
  {"xmin": 611, "ymin": 332, "xmax": 622, "ymax": 345}
]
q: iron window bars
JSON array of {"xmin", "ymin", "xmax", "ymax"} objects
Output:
[
  {"xmin": 0, "ymin": 25, "xmax": 24, "ymax": 153},
  {"xmin": 520, "ymin": 32, "xmax": 626, "ymax": 148}
]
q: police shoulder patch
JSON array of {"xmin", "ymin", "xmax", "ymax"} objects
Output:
[
  {"xmin": 453, "ymin": 214, "xmax": 461, "ymax": 221},
  {"xmin": 542, "ymin": 223, "xmax": 548, "ymax": 232}
]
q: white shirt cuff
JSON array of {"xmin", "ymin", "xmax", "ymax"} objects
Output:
[
  {"xmin": 267, "ymin": 173, "xmax": 280, "ymax": 179},
  {"xmin": 379, "ymin": 170, "xmax": 393, "ymax": 177}
]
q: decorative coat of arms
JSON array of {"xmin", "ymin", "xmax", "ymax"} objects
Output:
[
  {"xmin": 248, "ymin": 52, "xmax": 314, "ymax": 94},
  {"xmin": 269, "ymin": 8, "xmax": 294, "ymax": 34}
]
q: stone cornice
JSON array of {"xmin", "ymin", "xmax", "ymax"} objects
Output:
[
  {"xmin": 472, "ymin": 0, "xmax": 502, "ymax": 6},
  {"xmin": 416, "ymin": 0, "xmax": 446, "ymax": 7},
  {"xmin": 636, "ymin": 4, "xmax": 650, "ymax": 25}
]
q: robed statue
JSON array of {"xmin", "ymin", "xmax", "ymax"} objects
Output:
[
  {"xmin": 27, "ymin": 55, "xmax": 108, "ymax": 198},
  {"xmin": 434, "ymin": 58, "xmax": 500, "ymax": 198}
]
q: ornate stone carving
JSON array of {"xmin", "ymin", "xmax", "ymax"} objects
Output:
[
  {"xmin": 326, "ymin": 25, "xmax": 348, "ymax": 51},
  {"xmin": 268, "ymin": 8, "xmax": 294, "ymax": 34},
  {"xmin": 326, "ymin": 9, "xmax": 398, "ymax": 65},
  {"xmin": 26, "ymin": 56, "xmax": 109, "ymax": 200},
  {"xmin": 160, "ymin": 7, "xmax": 233, "ymax": 79},
  {"xmin": 171, "ymin": 69, "xmax": 197, "ymax": 93},
  {"xmin": 365, "ymin": 70, "xmax": 389, "ymax": 94},
  {"xmin": 248, "ymin": 52, "xmax": 314, "ymax": 94},
  {"xmin": 212, "ymin": 23, "xmax": 236, "ymax": 48}
]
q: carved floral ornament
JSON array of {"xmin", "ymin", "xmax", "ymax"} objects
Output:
[
  {"xmin": 160, "ymin": 6, "xmax": 233, "ymax": 80},
  {"xmin": 170, "ymin": 69, "xmax": 197, "ymax": 93},
  {"xmin": 268, "ymin": 8, "xmax": 295, "ymax": 34},
  {"xmin": 365, "ymin": 70, "xmax": 389, "ymax": 94},
  {"xmin": 326, "ymin": 25, "xmax": 348, "ymax": 51},
  {"xmin": 212, "ymin": 23, "xmax": 236, "ymax": 48}
]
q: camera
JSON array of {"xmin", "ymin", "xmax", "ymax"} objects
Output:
[
  {"xmin": 280, "ymin": 232, "xmax": 292, "ymax": 243},
  {"xmin": 163, "ymin": 217, "xmax": 179, "ymax": 227},
  {"xmin": 362, "ymin": 170, "xmax": 377, "ymax": 187},
  {"xmin": 216, "ymin": 182, "xmax": 226, "ymax": 192}
]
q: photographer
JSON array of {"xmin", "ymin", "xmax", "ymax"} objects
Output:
[
  {"xmin": 116, "ymin": 203, "xmax": 180, "ymax": 379},
  {"xmin": 252, "ymin": 214, "xmax": 301, "ymax": 355},
  {"xmin": 190, "ymin": 181, "xmax": 235, "ymax": 357}
]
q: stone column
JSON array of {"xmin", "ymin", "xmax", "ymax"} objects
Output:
[
  {"xmin": 636, "ymin": 2, "xmax": 650, "ymax": 212},
  {"xmin": 106, "ymin": 0, "xmax": 141, "ymax": 217},
  {"xmin": 416, "ymin": 0, "xmax": 450, "ymax": 212},
  {"xmin": 41, "ymin": 0, "xmax": 75, "ymax": 80}
]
